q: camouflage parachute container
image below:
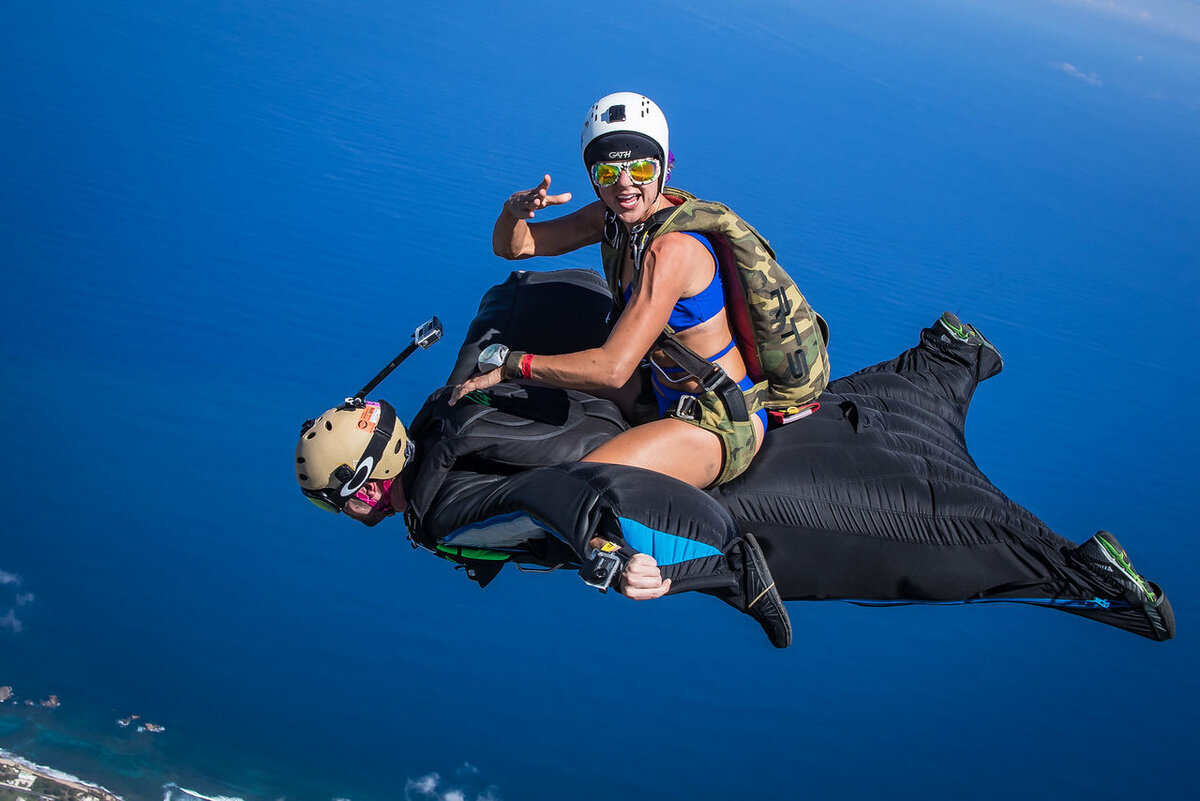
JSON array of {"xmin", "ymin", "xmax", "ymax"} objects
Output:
[{"xmin": 601, "ymin": 187, "xmax": 830, "ymax": 414}]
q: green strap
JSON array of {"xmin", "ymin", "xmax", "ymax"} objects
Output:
[{"xmin": 435, "ymin": 544, "xmax": 511, "ymax": 561}]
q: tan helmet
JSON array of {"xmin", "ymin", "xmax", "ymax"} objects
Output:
[{"xmin": 295, "ymin": 399, "xmax": 412, "ymax": 513}]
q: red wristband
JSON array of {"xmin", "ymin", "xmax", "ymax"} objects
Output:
[{"xmin": 519, "ymin": 353, "xmax": 534, "ymax": 379}]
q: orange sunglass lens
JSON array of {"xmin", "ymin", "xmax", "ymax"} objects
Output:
[{"xmin": 627, "ymin": 160, "xmax": 657, "ymax": 183}]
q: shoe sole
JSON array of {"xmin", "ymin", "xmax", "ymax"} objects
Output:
[
  {"xmin": 1086, "ymin": 531, "xmax": 1174, "ymax": 641},
  {"xmin": 1146, "ymin": 582, "xmax": 1175, "ymax": 641},
  {"xmin": 742, "ymin": 532, "xmax": 792, "ymax": 649}
]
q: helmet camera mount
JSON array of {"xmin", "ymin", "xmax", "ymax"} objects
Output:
[{"xmin": 345, "ymin": 316, "xmax": 443, "ymax": 408}]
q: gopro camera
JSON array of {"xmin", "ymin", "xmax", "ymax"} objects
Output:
[
  {"xmin": 580, "ymin": 549, "xmax": 623, "ymax": 592},
  {"xmin": 414, "ymin": 317, "xmax": 443, "ymax": 349}
]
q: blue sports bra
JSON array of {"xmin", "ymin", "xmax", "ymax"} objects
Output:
[
  {"xmin": 622, "ymin": 232, "xmax": 727, "ymax": 333},
  {"xmin": 623, "ymin": 232, "xmax": 739, "ymax": 385}
]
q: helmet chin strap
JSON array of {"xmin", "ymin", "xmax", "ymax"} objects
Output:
[{"xmin": 338, "ymin": 399, "xmax": 397, "ymax": 498}]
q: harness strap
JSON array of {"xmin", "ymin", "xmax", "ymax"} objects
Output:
[
  {"xmin": 337, "ymin": 399, "xmax": 397, "ymax": 499},
  {"xmin": 609, "ymin": 196, "xmax": 765, "ymax": 428},
  {"xmin": 655, "ymin": 331, "xmax": 750, "ymax": 423}
]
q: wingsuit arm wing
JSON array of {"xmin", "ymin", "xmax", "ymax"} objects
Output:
[{"xmin": 481, "ymin": 463, "xmax": 742, "ymax": 595}]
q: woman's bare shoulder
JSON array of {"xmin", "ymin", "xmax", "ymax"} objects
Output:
[{"xmin": 644, "ymin": 231, "xmax": 714, "ymax": 289}]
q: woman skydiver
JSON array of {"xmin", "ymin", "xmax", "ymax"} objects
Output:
[{"xmin": 449, "ymin": 92, "xmax": 820, "ymax": 493}]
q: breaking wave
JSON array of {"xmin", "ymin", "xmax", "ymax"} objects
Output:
[
  {"xmin": 0, "ymin": 568, "xmax": 31, "ymax": 633},
  {"xmin": 161, "ymin": 783, "xmax": 246, "ymax": 801},
  {"xmin": 404, "ymin": 763, "xmax": 500, "ymax": 801}
]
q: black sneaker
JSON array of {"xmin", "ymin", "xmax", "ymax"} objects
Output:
[
  {"xmin": 939, "ymin": 311, "xmax": 1002, "ymax": 358},
  {"xmin": 741, "ymin": 533, "xmax": 792, "ymax": 649},
  {"xmin": 1074, "ymin": 530, "xmax": 1175, "ymax": 641}
]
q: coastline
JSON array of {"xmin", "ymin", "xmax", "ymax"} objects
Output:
[
  {"xmin": 2, "ymin": 695, "xmax": 260, "ymax": 801},
  {"xmin": 1, "ymin": 685, "xmax": 173, "ymax": 801},
  {"xmin": 0, "ymin": 748, "xmax": 123, "ymax": 801}
]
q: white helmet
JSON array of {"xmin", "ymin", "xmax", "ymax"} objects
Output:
[{"xmin": 581, "ymin": 92, "xmax": 670, "ymax": 188}]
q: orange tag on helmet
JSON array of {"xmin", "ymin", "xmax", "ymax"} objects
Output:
[{"xmin": 357, "ymin": 401, "xmax": 381, "ymax": 432}]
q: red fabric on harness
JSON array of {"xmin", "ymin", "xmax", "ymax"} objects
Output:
[
  {"xmin": 713, "ymin": 238, "xmax": 762, "ymax": 381},
  {"xmin": 653, "ymin": 192, "xmax": 761, "ymax": 381}
]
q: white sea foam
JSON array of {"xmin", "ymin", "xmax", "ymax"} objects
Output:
[
  {"xmin": 0, "ymin": 747, "xmax": 123, "ymax": 798},
  {"xmin": 162, "ymin": 782, "xmax": 246, "ymax": 801},
  {"xmin": 403, "ymin": 766, "xmax": 501, "ymax": 801},
  {"xmin": 406, "ymin": 773, "xmax": 441, "ymax": 798},
  {"xmin": 1, "ymin": 570, "xmax": 29, "ymax": 632},
  {"xmin": 0, "ymin": 609, "xmax": 21, "ymax": 633}
]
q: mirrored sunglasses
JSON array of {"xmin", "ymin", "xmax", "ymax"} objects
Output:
[{"xmin": 591, "ymin": 158, "xmax": 660, "ymax": 187}]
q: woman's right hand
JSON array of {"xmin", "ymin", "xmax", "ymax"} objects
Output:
[
  {"xmin": 447, "ymin": 367, "xmax": 503, "ymax": 406},
  {"xmin": 505, "ymin": 174, "xmax": 572, "ymax": 220}
]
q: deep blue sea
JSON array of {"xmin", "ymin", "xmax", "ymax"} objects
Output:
[{"xmin": 3, "ymin": 1, "xmax": 1198, "ymax": 799}]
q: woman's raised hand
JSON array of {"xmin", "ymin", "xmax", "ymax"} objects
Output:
[{"xmin": 505, "ymin": 175, "xmax": 572, "ymax": 220}]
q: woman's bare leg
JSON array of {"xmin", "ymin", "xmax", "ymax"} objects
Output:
[{"xmin": 581, "ymin": 416, "xmax": 764, "ymax": 488}]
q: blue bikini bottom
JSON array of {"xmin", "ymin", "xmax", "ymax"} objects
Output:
[{"xmin": 650, "ymin": 370, "xmax": 768, "ymax": 429}]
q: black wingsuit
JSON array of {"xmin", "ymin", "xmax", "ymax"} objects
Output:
[{"xmin": 402, "ymin": 269, "xmax": 1169, "ymax": 640}]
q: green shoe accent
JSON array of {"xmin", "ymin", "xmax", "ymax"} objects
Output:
[
  {"xmin": 939, "ymin": 311, "xmax": 970, "ymax": 340},
  {"xmin": 1097, "ymin": 535, "xmax": 1158, "ymax": 603}
]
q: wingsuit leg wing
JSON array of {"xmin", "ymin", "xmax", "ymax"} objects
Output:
[{"xmin": 712, "ymin": 314, "xmax": 1173, "ymax": 640}]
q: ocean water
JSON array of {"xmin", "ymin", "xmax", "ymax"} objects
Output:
[{"xmin": 2, "ymin": 1, "xmax": 1198, "ymax": 799}]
